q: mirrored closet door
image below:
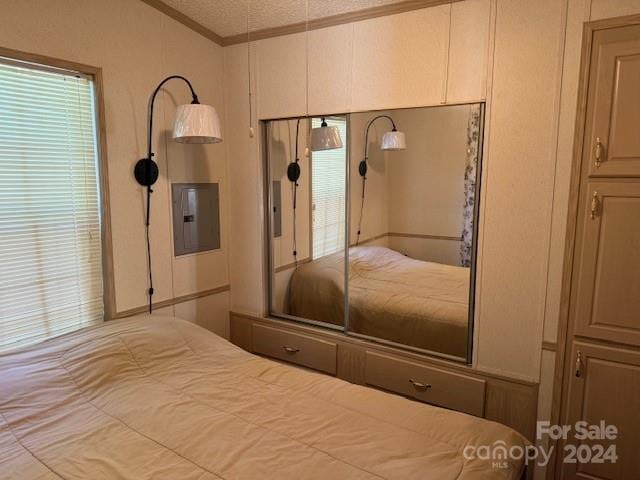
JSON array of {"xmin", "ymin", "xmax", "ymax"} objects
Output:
[
  {"xmin": 346, "ymin": 104, "xmax": 484, "ymax": 361},
  {"xmin": 265, "ymin": 104, "xmax": 484, "ymax": 363},
  {"xmin": 266, "ymin": 116, "xmax": 348, "ymax": 330}
]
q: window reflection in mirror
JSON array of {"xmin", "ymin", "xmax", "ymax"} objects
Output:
[{"xmin": 266, "ymin": 116, "xmax": 348, "ymax": 330}]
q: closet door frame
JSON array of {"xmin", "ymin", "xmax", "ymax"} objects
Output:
[{"xmin": 550, "ymin": 13, "xmax": 640, "ymax": 480}]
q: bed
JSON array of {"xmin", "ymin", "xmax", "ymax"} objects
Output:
[
  {"xmin": 289, "ymin": 246, "xmax": 470, "ymax": 357},
  {"xmin": 0, "ymin": 315, "xmax": 526, "ymax": 479}
]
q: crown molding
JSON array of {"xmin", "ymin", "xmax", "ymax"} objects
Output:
[
  {"xmin": 141, "ymin": 0, "xmax": 460, "ymax": 48},
  {"xmin": 140, "ymin": 0, "xmax": 224, "ymax": 45},
  {"xmin": 223, "ymin": 0, "xmax": 460, "ymax": 45}
]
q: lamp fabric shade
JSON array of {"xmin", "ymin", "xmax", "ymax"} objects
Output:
[
  {"xmin": 311, "ymin": 123, "xmax": 343, "ymax": 151},
  {"xmin": 173, "ymin": 103, "xmax": 223, "ymax": 144},
  {"xmin": 381, "ymin": 130, "xmax": 406, "ymax": 150}
]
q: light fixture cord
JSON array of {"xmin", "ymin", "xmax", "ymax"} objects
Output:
[
  {"xmin": 247, "ymin": 0, "xmax": 254, "ymax": 137},
  {"xmin": 292, "ymin": 118, "xmax": 301, "ymax": 267},
  {"xmin": 145, "ymin": 185, "xmax": 154, "ymax": 314},
  {"xmin": 356, "ymin": 176, "xmax": 366, "ymax": 246},
  {"xmin": 305, "ymin": 0, "xmax": 309, "ymax": 115}
]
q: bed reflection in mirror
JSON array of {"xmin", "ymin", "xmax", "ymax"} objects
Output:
[
  {"xmin": 265, "ymin": 104, "xmax": 484, "ymax": 362},
  {"xmin": 266, "ymin": 116, "xmax": 348, "ymax": 329},
  {"xmin": 345, "ymin": 104, "xmax": 483, "ymax": 360}
]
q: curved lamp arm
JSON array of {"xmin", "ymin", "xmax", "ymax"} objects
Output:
[
  {"xmin": 356, "ymin": 114, "xmax": 398, "ymax": 246},
  {"xmin": 363, "ymin": 115, "xmax": 398, "ymax": 162},
  {"xmin": 134, "ymin": 75, "xmax": 201, "ymax": 315},
  {"xmin": 146, "ymin": 75, "xmax": 199, "ymax": 161}
]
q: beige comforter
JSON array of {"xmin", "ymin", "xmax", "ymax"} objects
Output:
[
  {"xmin": 289, "ymin": 246, "xmax": 470, "ymax": 357},
  {"xmin": 0, "ymin": 316, "xmax": 525, "ymax": 479}
]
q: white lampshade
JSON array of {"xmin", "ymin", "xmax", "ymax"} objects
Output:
[
  {"xmin": 380, "ymin": 130, "xmax": 406, "ymax": 150},
  {"xmin": 173, "ymin": 104, "xmax": 223, "ymax": 144},
  {"xmin": 311, "ymin": 119, "xmax": 343, "ymax": 151}
]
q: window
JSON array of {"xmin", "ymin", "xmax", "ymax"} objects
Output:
[
  {"xmin": 311, "ymin": 117, "xmax": 347, "ymax": 259},
  {"xmin": 0, "ymin": 56, "xmax": 104, "ymax": 351}
]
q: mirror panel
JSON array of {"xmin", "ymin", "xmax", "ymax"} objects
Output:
[
  {"xmin": 264, "ymin": 104, "xmax": 483, "ymax": 363},
  {"xmin": 266, "ymin": 116, "xmax": 348, "ymax": 330},
  {"xmin": 346, "ymin": 104, "xmax": 483, "ymax": 361}
]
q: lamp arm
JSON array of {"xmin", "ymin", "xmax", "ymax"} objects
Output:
[
  {"xmin": 363, "ymin": 115, "xmax": 398, "ymax": 161},
  {"xmin": 356, "ymin": 115, "xmax": 397, "ymax": 246},
  {"xmin": 137, "ymin": 75, "xmax": 199, "ymax": 315},
  {"xmin": 146, "ymin": 75, "xmax": 199, "ymax": 159}
]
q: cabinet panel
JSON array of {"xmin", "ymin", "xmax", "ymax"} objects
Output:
[
  {"xmin": 447, "ymin": 0, "xmax": 491, "ymax": 103},
  {"xmin": 351, "ymin": 6, "xmax": 449, "ymax": 111},
  {"xmin": 584, "ymin": 25, "xmax": 640, "ymax": 177},
  {"xmin": 308, "ymin": 23, "xmax": 353, "ymax": 115},
  {"xmin": 573, "ymin": 182, "xmax": 640, "ymax": 346},
  {"xmin": 561, "ymin": 342, "xmax": 640, "ymax": 479},
  {"xmin": 256, "ymin": 32, "xmax": 307, "ymax": 119}
]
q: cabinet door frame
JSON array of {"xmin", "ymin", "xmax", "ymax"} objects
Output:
[
  {"xmin": 583, "ymin": 24, "xmax": 640, "ymax": 177},
  {"xmin": 551, "ymin": 13, "xmax": 640, "ymax": 480},
  {"xmin": 570, "ymin": 181, "xmax": 640, "ymax": 346},
  {"xmin": 558, "ymin": 341, "xmax": 640, "ymax": 479}
]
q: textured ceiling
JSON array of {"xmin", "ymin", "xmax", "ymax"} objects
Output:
[{"xmin": 160, "ymin": 0, "xmax": 409, "ymax": 38}]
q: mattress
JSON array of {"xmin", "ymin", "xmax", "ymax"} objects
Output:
[
  {"xmin": 289, "ymin": 246, "xmax": 470, "ymax": 357},
  {"xmin": 0, "ymin": 316, "xmax": 525, "ymax": 479}
]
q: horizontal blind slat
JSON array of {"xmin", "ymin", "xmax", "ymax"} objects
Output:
[
  {"xmin": 311, "ymin": 117, "xmax": 347, "ymax": 259},
  {"xmin": 0, "ymin": 57, "xmax": 104, "ymax": 353}
]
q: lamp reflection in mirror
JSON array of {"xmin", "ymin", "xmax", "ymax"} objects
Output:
[
  {"xmin": 381, "ymin": 130, "xmax": 406, "ymax": 150},
  {"xmin": 310, "ymin": 117, "xmax": 343, "ymax": 151},
  {"xmin": 356, "ymin": 114, "xmax": 406, "ymax": 245}
]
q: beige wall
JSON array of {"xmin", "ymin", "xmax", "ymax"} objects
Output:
[
  {"xmin": 348, "ymin": 105, "xmax": 471, "ymax": 265},
  {"xmin": 387, "ymin": 105, "xmax": 470, "ymax": 265},
  {"xmin": 0, "ymin": 0, "xmax": 230, "ymax": 337}
]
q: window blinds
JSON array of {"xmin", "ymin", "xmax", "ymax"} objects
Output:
[
  {"xmin": 0, "ymin": 58, "xmax": 104, "ymax": 352},
  {"xmin": 311, "ymin": 117, "xmax": 346, "ymax": 259}
]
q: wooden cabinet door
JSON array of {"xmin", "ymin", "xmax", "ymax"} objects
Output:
[
  {"xmin": 560, "ymin": 342, "xmax": 640, "ymax": 479},
  {"xmin": 584, "ymin": 24, "xmax": 640, "ymax": 177},
  {"xmin": 571, "ymin": 182, "xmax": 640, "ymax": 346}
]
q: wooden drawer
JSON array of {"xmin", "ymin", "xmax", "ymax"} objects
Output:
[
  {"xmin": 252, "ymin": 324, "xmax": 337, "ymax": 375},
  {"xmin": 365, "ymin": 352, "xmax": 486, "ymax": 416}
]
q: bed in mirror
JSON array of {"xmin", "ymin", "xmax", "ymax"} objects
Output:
[
  {"xmin": 344, "ymin": 104, "xmax": 484, "ymax": 361},
  {"xmin": 265, "ymin": 103, "xmax": 484, "ymax": 363}
]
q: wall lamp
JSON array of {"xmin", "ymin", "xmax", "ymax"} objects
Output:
[
  {"xmin": 356, "ymin": 115, "xmax": 406, "ymax": 245},
  {"xmin": 134, "ymin": 75, "xmax": 223, "ymax": 313}
]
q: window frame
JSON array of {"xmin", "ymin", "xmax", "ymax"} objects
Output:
[{"xmin": 0, "ymin": 46, "xmax": 115, "ymax": 320}]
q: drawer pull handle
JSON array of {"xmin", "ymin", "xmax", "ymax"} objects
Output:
[
  {"xmin": 409, "ymin": 379, "xmax": 432, "ymax": 391},
  {"xmin": 283, "ymin": 346, "xmax": 300, "ymax": 354}
]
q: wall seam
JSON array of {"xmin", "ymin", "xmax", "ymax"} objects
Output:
[
  {"xmin": 473, "ymin": 0, "xmax": 498, "ymax": 368},
  {"xmin": 539, "ymin": 0, "xmax": 570, "ymax": 359},
  {"xmin": 443, "ymin": 2, "xmax": 453, "ymax": 103}
]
